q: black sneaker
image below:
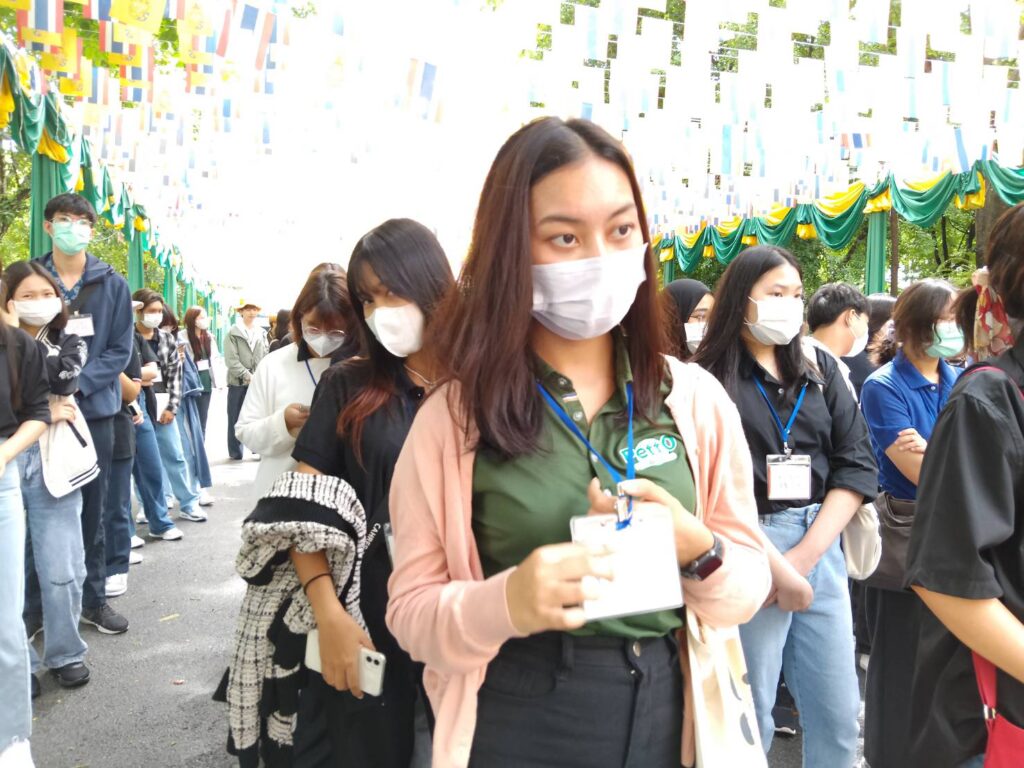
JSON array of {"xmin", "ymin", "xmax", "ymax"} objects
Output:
[
  {"xmin": 773, "ymin": 704, "xmax": 800, "ymax": 736},
  {"xmin": 80, "ymin": 604, "xmax": 129, "ymax": 635},
  {"xmin": 24, "ymin": 614, "xmax": 42, "ymax": 642},
  {"xmin": 31, "ymin": 674, "xmax": 40, "ymax": 700},
  {"xmin": 52, "ymin": 662, "xmax": 91, "ymax": 688}
]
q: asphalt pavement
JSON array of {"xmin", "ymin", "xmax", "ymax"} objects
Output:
[{"xmin": 27, "ymin": 390, "xmax": 864, "ymax": 767}]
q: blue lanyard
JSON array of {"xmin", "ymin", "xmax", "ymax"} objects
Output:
[
  {"xmin": 752, "ymin": 378, "xmax": 808, "ymax": 455},
  {"xmin": 305, "ymin": 360, "xmax": 318, "ymax": 387},
  {"xmin": 536, "ymin": 381, "xmax": 635, "ymax": 527}
]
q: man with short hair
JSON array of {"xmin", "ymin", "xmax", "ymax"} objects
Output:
[
  {"xmin": 224, "ymin": 301, "xmax": 268, "ymax": 460},
  {"xmin": 805, "ymin": 282, "xmax": 871, "ymax": 398},
  {"xmin": 32, "ymin": 193, "xmax": 134, "ymax": 635}
]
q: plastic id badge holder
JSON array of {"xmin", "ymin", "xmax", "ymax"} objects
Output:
[
  {"xmin": 766, "ymin": 454, "xmax": 812, "ymax": 500},
  {"xmin": 570, "ymin": 506, "xmax": 683, "ymax": 622}
]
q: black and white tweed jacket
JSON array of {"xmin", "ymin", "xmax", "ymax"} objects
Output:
[{"xmin": 219, "ymin": 471, "xmax": 366, "ymax": 767}]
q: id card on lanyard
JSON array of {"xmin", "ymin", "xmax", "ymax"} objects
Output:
[
  {"xmin": 754, "ymin": 378, "xmax": 813, "ymax": 501},
  {"xmin": 537, "ymin": 381, "xmax": 684, "ymax": 621}
]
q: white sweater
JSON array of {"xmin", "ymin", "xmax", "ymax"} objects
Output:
[{"xmin": 234, "ymin": 345, "xmax": 332, "ymax": 497}]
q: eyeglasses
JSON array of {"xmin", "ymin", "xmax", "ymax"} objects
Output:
[
  {"xmin": 303, "ymin": 326, "xmax": 346, "ymax": 341},
  {"xmin": 51, "ymin": 216, "xmax": 93, "ymax": 228}
]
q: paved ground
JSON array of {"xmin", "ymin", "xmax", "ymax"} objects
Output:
[{"xmin": 28, "ymin": 390, "xmax": 865, "ymax": 767}]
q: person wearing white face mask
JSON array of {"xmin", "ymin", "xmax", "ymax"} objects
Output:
[
  {"xmin": 693, "ymin": 246, "xmax": 878, "ymax": 767},
  {"xmin": 663, "ymin": 278, "xmax": 714, "ymax": 361},
  {"xmin": 132, "ymin": 290, "xmax": 203, "ymax": 524},
  {"xmin": 227, "ymin": 220, "xmax": 455, "ymax": 767},
  {"xmin": 2, "ymin": 261, "xmax": 93, "ymax": 694},
  {"xmin": 385, "ymin": 118, "xmax": 770, "ymax": 768},
  {"xmin": 804, "ymin": 282, "xmax": 870, "ymax": 400},
  {"xmin": 234, "ymin": 264, "xmax": 357, "ymax": 498},
  {"xmin": 183, "ymin": 306, "xmax": 222, "ymax": 434}
]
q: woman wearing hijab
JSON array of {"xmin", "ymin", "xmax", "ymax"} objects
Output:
[{"xmin": 664, "ymin": 278, "xmax": 713, "ymax": 360}]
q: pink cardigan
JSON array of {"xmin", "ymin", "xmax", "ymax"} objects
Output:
[{"xmin": 386, "ymin": 356, "xmax": 771, "ymax": 768}]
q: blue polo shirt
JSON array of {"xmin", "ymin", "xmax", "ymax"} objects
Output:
[{"xmin": 860, "ymin": 351, "xmax": 961, "ymax": 500}]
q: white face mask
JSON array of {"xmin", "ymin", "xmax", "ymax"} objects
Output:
[
  {"xmin": 12, "ymin": 298, "xmax": 62, "ymax": 327},
  {"xmin": 531, "ymin": 244, "xmax": 648, "ymax": 341},
  {"xmin": 303, "ymin": 323, "xmax": 346, "ymax": 358},
  {"xmin": 196, "ymin": 316, "xmax": 210, "ymax": 331},
  {"xmin": 847, "ymin": 316, "xmax": 870, "ymax": 358},
  {"xmin": 683, "ymin": 321, "xmax": 706, "ymax": 354},
  {"xmin": 141, "ymin": 312, "xmax": 163, "ymax": 329},
  {"xmin": 746, "ymin": 296, "xmax": 804, "ymax": 346},
  {"xmin": 366, "ymin": 302, "xmax": 424, "ymax": 358}
]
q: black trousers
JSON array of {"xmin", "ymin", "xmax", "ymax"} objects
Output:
[
  {"xmin": 80, "ymin": 416, "xmax": 115, "ymax": 610},
  {"xmin": 197, "ymin": 390, "xmax": 212, "ymax": 435},
  {"xmin": 470, "ymin": 632, "xmax": 683, "ymax": 768},
  {"xmin": 226, "ymin": 385, "xmax": 247, "ymax": 459}
]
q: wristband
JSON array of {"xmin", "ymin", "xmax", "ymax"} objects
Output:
[{"xmin": 302, "ymin": 572, "xmax": 333, "ymax": 596}]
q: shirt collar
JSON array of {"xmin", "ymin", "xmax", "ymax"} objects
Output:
[
  {"xmin": 295, "ymin": 339, "xmax": 313, "ymax": 362},
  {"xmin": 739, "ymin": 344, "xmax": 825, "ymax": 386},
  {"xmin": 893, "ymin": 350, "xmax": 957, "ymax": 391},
  {"xmin": 536, "ymin": 329, "xmax": 634, "ymax": 398}
]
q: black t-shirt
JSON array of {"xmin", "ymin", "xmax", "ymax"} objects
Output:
[
  {"xmin": 0, "ymin": 326, "xmax": 51, "ymax": 437},
  {"xmin": 292, "ymin": 360, "xmax": 425, "ymax": 694},
  {"xmin": 905, "ymin": 338, "xmax": 1024, "ymax": 766},
  {"xmin": 728, "ymin": 347, "xmax": 878, "ymax": 515},
  {"xmin": 843, "ymin": 349, "xmax": 877, "ymax": 401},
  {"xmin": 112, "ymin": 341, "xmax": 143, "ymax": 460},
  {"xmin": 136, "ymin": 331, "xmax": 158, "ymax": 422}
]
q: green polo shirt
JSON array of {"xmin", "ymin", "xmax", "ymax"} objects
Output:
[{"xmin": 472, "ymin": 337, "xmax": 695, "ymax": 638}]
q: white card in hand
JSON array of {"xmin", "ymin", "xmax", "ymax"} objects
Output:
[
  {"xmin": 65, "ymin": 314, "xmax": 95, "ymax": 338},
  {"xmin": 570, "ymin": 506, "xmax": 684, "ymax": 622},
  {"xmin": 155, "ymin": 393, "xmax": 170, "ymax": 414}
]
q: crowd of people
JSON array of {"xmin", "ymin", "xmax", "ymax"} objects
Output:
[
  {"xmin": 0, "ymin": 193, "xmax": 237, "ymax": 767},
  {"xmin": 3, "ymin": 118, "xmax": 1024, "ymax": 768}
]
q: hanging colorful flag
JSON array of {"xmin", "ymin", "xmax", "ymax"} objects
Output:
[
  {"xmin": 110, "ymin": 0, "xmax": 165, "ymax": 34},
  {"xmin": 40, "ymin": 26, "xmax": 79, "ymax": 74},
  {"xmin": 163, "ymin": 0, "xmax": 184, "ymax": 19},
  {"xmin": 0, "ymin": 0, "xmax": 32, "ymax": 10},
  {"xmin": 18, "ymin": 0, "xmax": 65, "ymax": 49},
  {"xmin": 58, "ymin": 56, "xmax": 93, "ymax": 98},
  {"xmin": 179, "ymin": 0, "xmax": 214, "ymax": 35},
  {"xmin": 80, "ymin": 0, "xmax": 110, "ymax": 20},
  {"xmin": 254, "ymin": 10, "xmax": 275, "ymax": 70}
]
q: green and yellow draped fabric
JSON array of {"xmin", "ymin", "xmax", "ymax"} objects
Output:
[{"xmin": 659, "ymin": 161, "xmax": 1006, "ymax": 293}]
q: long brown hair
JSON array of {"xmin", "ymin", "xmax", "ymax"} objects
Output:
[
  {"xmin": 184, "ymin": 306, "xmax": 211, "ymax": 360},
  {"xmin": 429, "ymin": 117, "xmax": 666, "ymax": 459},
  {"xmin": 337, "ymin": 219, "xmax": 453, "ymax": 462},
  {"xmin": 987, "ymin": 203, "xmax": 1024, "ymax": 317}
]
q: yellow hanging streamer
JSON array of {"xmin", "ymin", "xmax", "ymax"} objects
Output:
[
  {"xmin": 715, "ymin": 216, "xmax": 744, "ymax": 236},
  {"xmin": 864, "ymin": 187, "xmax": 892, "ymax": 213},
  {"xmin": 903, "ymin": 170, "xmax": 949, "ymax": 193},
  {"xmin": 954, "ymin": 173, "xmax": 986, "ymax": 211},
  {"xmin": 0, "ymin": 73, "xmax": 14, "ymax": 130},
  {"xmin": 702, "ymin": 244, "xmax": 715, "ymax": 258},
  {"xmin": 764, "ymin": 205, "xmax": 793, "ymax": 227},
  {"xmin": 134, "ymin": 215, "xmax": 147, "ymax": 232},
  {"xmin": 37, "ymin": 130, "xmax": 69, "ymax": 163},
  {"xmin": 813, "ymin": 182, "xmax": 865, "ymax": 217},
  {"xmin": 796, "ymin": 223, "xmax": 817, "ymax": 240},
  {"xmin": 741, "ymin": 235, "xmax": 757, "ymax": 245},
  {"xmin": 681, "ymin": 224, "xmax": 706, "ymax": 249}
]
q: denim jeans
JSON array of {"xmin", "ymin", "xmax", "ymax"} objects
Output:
[
  {"xmin": 80, "ymin": 416, "xmax": 114, "ymax": 611},
  {"xmin": 132, "ymin": 404, "xmax": 176, "ymax": 535},
  {"xmin": 0, "ymin": 440, "xmax": 32, "ymax": 751},
  {"xmin": 738, "ymin": 504, "xmax": 860, "ymax": 768},
  {"xmin": 153, "ymin": 417, "xmax": 200, "ymax": 513},
  {"xmin": 17, "ymin": 444, "xmax": 88, "ymax": 673},
  {"xmin": 197, "ymin": 391, "xmax": 211, "ymax": 435},
  {"xmin": 105, "ymin": 456, "xmax": 133, "ymax": 576}
]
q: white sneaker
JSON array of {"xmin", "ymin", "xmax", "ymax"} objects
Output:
[
  {"xmin": 0, "ymin": 738, "xmax": 35, "ymax": 767},
  {"xmin": 130, "ymin": 535, "xmax": 145, "ymax": 549},
  {"xmin": 166, "ymin": 495, "xmax": 176, "ymax": 510},
  {"xmin": 147, "ymin": 526, "xmax": 184, "ymax": 541},
  {"xmin": 129, "ymin": 550, "xmax": 143, "ymax": 565},
  {"xmin": 198, "ymin": 490, "xmax": 214, "ymax": 507},
  {"xmin": 135, "ymin": 510, "xmax": 147, "ymax": 525},
  {"xmin": 105, "ymin": 573, "xmax": 128, "ymax": 598},
  {"xmin": 178, "ymin": 509, "xmax": 208, "ymax": 523}
]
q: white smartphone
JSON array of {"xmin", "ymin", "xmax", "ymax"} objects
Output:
[{"xmin": 305, "ymin": 629, "xmax": 386, "ymax": 697}]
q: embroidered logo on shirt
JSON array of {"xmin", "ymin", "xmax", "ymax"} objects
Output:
[{"xmin": 620, "ymin": 435, "xmax": 679, "ymax": 472}]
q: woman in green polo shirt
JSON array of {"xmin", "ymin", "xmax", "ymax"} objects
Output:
[{"xmin": 386, "ymin": 117, "xmax": 773, "ymax": 768}]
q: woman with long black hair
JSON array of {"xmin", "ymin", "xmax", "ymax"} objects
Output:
[
  {"xmin": 692, "ymin": 245, "xmax": 877, "ymax": 767},
  {"xmin": 0, "ymin": 268, "xmax": 51, "ymax": 767},
  {"xmin": 222, "ymin": 220, "xmax": 452, "ymax": 767}
]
